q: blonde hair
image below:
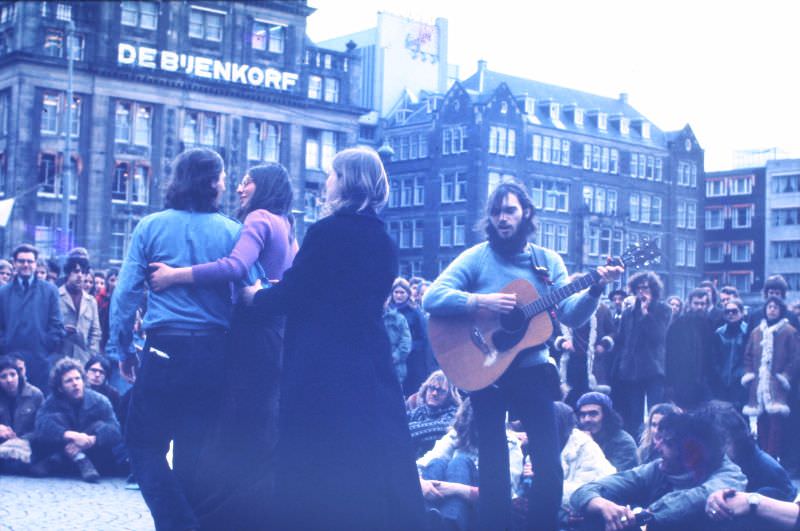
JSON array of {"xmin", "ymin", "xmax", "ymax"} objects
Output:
[{"xmin": 323, "ymin": 147, "xmax": 389, "ymax": 216}]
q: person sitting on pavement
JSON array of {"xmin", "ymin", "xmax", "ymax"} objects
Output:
[
  {"xmin": 83, "ymin": 355, "xmax": 121, "ymax": 421},
  {"xmin": 706, "ymin": 487, "xmax": 800, "ymax": 531},
  {"xmin": 638, "ymin": 403, "xmax": 682, "ymax": 464},
  {"xmin": 408, "ymin": 370, "xmax": 462, "ymax": 458},
  {"xmin": 0, "ymin": 355, "xmax": 44, "ymax": 473},
  {"xmin": 417, "ymin": 397, "xmax": 524, "ymax": 531},
  {"xmin": 33, "ymin": 358, "xmax": 123, "ymax": 482},
  {"xmin": 576, "ymin": 391, "xmax": 639, "ymax": 472},
  {"xmin": 698, "ymin": 400, "xmax": 797, "ymax": 502},
  {"xmin": 570, "ymin": 410, "xmax": 746, "ymax": 531}
]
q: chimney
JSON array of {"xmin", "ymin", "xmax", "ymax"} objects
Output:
[
  {"xmin": 619, "ymin": 92, "xmax": 629, "ymax": 104},
  {"xmin": 477, "ymin": 59, "xmax": 487, "ymax": 92}
]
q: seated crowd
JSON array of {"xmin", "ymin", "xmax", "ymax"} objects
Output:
[{"xmin": 1, "ymin": 241, "xmax": 798, "ymax": 531}]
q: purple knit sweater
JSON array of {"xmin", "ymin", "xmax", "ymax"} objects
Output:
[{"xmin": 192, "ymin": 209, "xmax": 296, "ymax": 284}]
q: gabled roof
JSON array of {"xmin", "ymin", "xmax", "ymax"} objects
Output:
[{"xmin": 461, "ymin": 68, "xmax": 666, "ymax": 146}]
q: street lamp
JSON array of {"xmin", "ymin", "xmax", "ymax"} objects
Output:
[{"xmin": 60, "ymin": 19, "xmax": 75, "ymax": 253}]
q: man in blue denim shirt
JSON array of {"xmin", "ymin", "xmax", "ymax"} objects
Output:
[
  {"xmin": 423, "ymin": 181, "xmax": 622, "ymax": 531},
  {"xmin": 108, "ymin": 148, "xmax": 240, "ymax": 531}
]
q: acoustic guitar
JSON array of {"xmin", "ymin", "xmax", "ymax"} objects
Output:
[{"xmin": 427, "ymin": 241, "xmax": 660, "ymax": 391}]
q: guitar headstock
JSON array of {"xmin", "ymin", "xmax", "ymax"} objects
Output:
[{"xmin": 607, "ymin": 239, "xmax": 662, "ymax": 270}]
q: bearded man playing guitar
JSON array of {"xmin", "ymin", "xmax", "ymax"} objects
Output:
[{"xmin": 423, "ymin": 181, "xmax": 623, "ymax": 531}]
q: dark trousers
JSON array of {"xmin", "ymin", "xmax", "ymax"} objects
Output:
[
  {"xmin": 613, "ymin": 377, "xmax": 664, "ymax": 438},
  {"xmin": 125, "ymin": 331, "xmax": 227, "ymax": 531},
  {"xmin": 471, "ymin": 363, "xmax": 562, "ymax": 531}
]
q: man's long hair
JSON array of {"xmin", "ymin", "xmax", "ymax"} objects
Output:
[
  {"xmin": 49, "ymin": 358, "xmax": 84, "ymax": 397},
  {"xmin": 478, "ymin": 181, "xmax": 536, "ymax": 256},
  {"xmin": 0, "ymin": 356, "xmax": 24, "ymax": 396},
  {"xmin": 658, "ymin": 411, "xmax": 725, "ymax": 480},
  {"xmin": 165, "ymin": 148, "xmax": 224, "ymax": 212},
  {"xmin": 627, "ymin": 271, "xmax": 663, "ymax": 301}
]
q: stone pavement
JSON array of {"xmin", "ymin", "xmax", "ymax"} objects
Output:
[{"xmin": 0, "ymin": 475, "xmax": 154, "ymax": 531}]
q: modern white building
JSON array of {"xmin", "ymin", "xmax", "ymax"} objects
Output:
[{"xmin": 765, "ymin": 159, "xmax": 800, "ymax": 301}]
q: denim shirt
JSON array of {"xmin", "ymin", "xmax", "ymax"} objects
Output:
[
  {"xmin": 423, "ymin": 242, "xmax": 599, "ymax": 367},
  {"xmin": 107, "ymin": 209, "xmax": 242, "ymax": 360}
]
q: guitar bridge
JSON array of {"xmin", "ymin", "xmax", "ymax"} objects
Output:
[{"xmin": 470, "ymin": 327, "xmax": 498, "ymax": 367}]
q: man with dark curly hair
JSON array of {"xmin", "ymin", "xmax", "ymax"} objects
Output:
[
  {"xmin": 611, "ymin": 271, "xmax": 671, "ymax": 437},
  {"xmin": 33, "ymin": 358, "xmax": 121, "ymax": 482}
]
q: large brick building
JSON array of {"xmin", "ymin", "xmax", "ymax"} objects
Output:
[
  {"xmin": 381, "ymin": 61, "xmax": 705, "ymax": 298},
  {"xmin": 0, "ymin": 0, "xmax": 365, "ymax": 266}
]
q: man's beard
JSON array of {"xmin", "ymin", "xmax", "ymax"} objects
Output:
[{"xmin": 487, "ymin": 224, "xmax": 529, "ymax": 256}]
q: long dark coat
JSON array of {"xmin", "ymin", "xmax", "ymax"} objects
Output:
[
  {"xmin": 252, "ymin": 208, "xmax": 426, "ymax": 531},
  {"xmin": 612, "ymin": 300, "xmax": 671, "ymax": 382},
  {"xmin": 665, "ymin": 312, "xmax": 717, "ymax": 409}
]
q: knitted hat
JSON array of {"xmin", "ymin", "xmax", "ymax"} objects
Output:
[{"xmin": 576, "ymin": 391, "xmax": 613, "ymax": 411}]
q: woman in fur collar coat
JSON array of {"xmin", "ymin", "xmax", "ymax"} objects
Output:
[{"xmin": 741, "ymin": 297, "xmax": 800, "ymax": 461}]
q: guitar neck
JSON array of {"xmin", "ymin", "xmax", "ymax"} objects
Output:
[{"xmin": 522, "ymin": 270, "xmax": 600, "ymax": 319}]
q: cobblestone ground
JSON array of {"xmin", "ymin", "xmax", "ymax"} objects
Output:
[{"xmin": 0, "ymin": 475, "xmax": 154, "ymax": 531}]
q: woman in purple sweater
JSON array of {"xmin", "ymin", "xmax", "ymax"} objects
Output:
[{"xmin": 147, "ymin": 162, "xmax": 297, "ymax": 528}]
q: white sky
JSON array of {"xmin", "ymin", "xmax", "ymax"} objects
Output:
[{"xmin": 307, "ymin": 0, "xmax": 800, "ymax": 171}]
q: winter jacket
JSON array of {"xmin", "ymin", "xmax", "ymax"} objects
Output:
[
  {"xmin": 570, "ymin": 455, "xmax": 747, "ymax": 527},
  {"xmin": 0, "ymin": 278, "xmax": 63, "ymax": 360},
  {"xmin": 556, "ymin": 304, "xmax": 616, "ymax": 396},
  {"xmin": 561, "ymin": 428, "xmax": 616, "ymax": 505},
  {"xmin": 407, "ymin": 403, "xmax": 458, "ymax": 458},
  {"xmin": 612, "ymin": 300, "xmax": 671, "ymax": 382},
  {"xmin": 742, "ymin": 319, "xmax": 799, "ymax": 417},
  {"xmin": 34, "ymin": 388, "xmax": 121, "ymax": 448},
  {"xmin": 383, "ymin": 308, "xmax": 411, "ymax": 384},
  {"xmin": 59, "ymin": 286, "xmax": 101, "ymax": 364},
  {"xmin": 0, "ymin": 382, "xmax": 44, "ymax": 439},
  {"xmin": 665, "ymin": 312, "xmax": 717, "ymax": 409},
  {"xmin": 594, "ymin": 427, "xmax": 639, "ymax": 472}
]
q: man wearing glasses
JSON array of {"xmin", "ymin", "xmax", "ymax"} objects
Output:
[
  {"xmin": 711, "ymin": 298, "xmax": 749, "ymax": 409},
  {"xmin": 0, "ymin": 244, "xmax": 64, "ymax": 392}
]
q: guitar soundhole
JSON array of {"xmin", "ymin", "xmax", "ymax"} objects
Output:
[{"xmin": 499, "ymin": 307, "xmax": 526, "ymax": 332}]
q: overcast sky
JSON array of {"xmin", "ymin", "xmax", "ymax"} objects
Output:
[{"xmin": 307, "ymin": 0, "xmax": 800, "ymax": 171}]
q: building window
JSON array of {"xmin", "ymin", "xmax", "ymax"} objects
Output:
[
  {"xmin": 772, "ymin": 207, "xmax": 800, "ymax": 226},
  {"xmin": 0, "ymin": 4, "xmax": 16, "ymax": 24},
  {"xmin": 705, "ymin": 207, "xmax": 725, "ymax": 230},
  {"xmin": 115, "ymin": 101, "xmax": 151, "ymax": 146},
  {"xmin": 308, "ymin": 75, "xmax": 322, "ymax": 99},
  {"xmin": 532, "ymin": 135, "xmax": 542, "ymax": 161},
  {"xmin": 705, "ymin": 243, "xmax": 724, "ymax": 263},
  {"xmin": 189, "ymin": 7, "xmax": 224, "ymax": 42},
  {"xmin": 400, "ymin": 179, "xmax": 412, "ymax": 207},
  {"xmin": 729, "ymin": 176, "xmax": 753, "ymax": 195},
  {"xmin": 731, "ymin": 242, "xmax": 752, "ymax": 263},
  {"xmin": 489, "ymin": 126, "xmax": 514, "ymax": 156},
  {"xmin": 592, "ymin": 145, "xmax": 600, "ymax": 171},
  {"xmin": 582, "ymin": 144, "xmax": 591, "ymax": 170},
  {"xmin": 43, "ymin": 30, "xmax": 64, "ymax": 57},
  {"xmin": 304, "ymin": 187, "xmax": 320, "ymax": 223},
  {"xmin": 630, "ymin": 153, "xmax": 638, "ymax": 178},
  {"xmin": 771, "ymin": 174, "xmax": 800, "ymax": 194},
  {"xmin": 728, "ymin": 272, "xmax": 752, "ymax": 292},
  {"xmin": 440, "ymin": 217, "xmax": 453, "ymax": 247},
  {"xmin": 731, "ymin": 205, "xmax": 753, "ymax": 228},
  {"xmin": 536, "ymin": 181, "xmax": 568, "ymax": 212},
  {"xmin": 454, "ymin": 216, "xmax": 466, "ymax": 246},
  {"xmin": 323, "ymin": 78, "xmax": 339, "ymax": 103},
  {"xmin": 610, "ymin": 148, "xmax": 619, "ymax": 174},
  {"xmin": 772, "ymin": 241, "xmax": 800, "ymax": 259},
  {"xmin": 413, "ymin": 220, "xmax": 424, "ymax": 248},
  {"xmin": 651, "ymin": 196, "xmax": 662, "ymax": 224},
  {"xmin": 112, "ymin": 161, "xmax": 149, "ymax": 204},
  {"xmin": 440, "ymin": 174, "xmax": 454, "ymax": 203},
  {"xmin": 442, "ymin": 126, "xmax": 466, "ymax": 155},
  {"xmin": 413, "ymin": 177, "xmax": 425, "ymax": 205},
  {"xmin": 305, "ymin": 129, "xmax": 336, "ymax": 171},
  {"xmin": 40, "ymin": 92, "xmax": 80, "ymax": 137},
  {"xmin": 182, "ymin": 111, "xmax": 219, "ymax": 147},
  {"xmin": 583, "ymin": 185, "xmax": 617, "ymax": 216},
  {"xmin": 675, "ymin": 238, "xmax": 686, "ymax": 266},
  {"xmin": 655, "ymin": 158, "xmax": 663, "ymax": 181},
  {"xmin": 38, "ymin": 153, "xmax": 57, "ymax": 194},
  {"xmin": 246, "ymin": 121, "xmax": 281, "ymax": 162},
  {"xmin": 455, "ymin": 173, "xmax": 467, "ymax": 202},
  {"xmin": 706, "ymin": 178, "xmax": 725, "ymax": 197},
  {"xmin": 121, "ymin": 1, "xmax": 157, "ymax": 29},
  {"xmin": 252, "ymin": 21, "xmax": 285, "ymax": 53},
  {"xmin": 597, "ymin": 113, "xmax": 607, "ymax": 131}
]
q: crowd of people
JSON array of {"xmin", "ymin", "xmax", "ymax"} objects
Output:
[{"xmin": 0, "ymin": 146, "xmax": 798, "ymax": 531}]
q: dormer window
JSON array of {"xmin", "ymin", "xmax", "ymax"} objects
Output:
[
  {"xmin": 395, "ymin": 108, "xmax": 411, "ymax": 123},
  {"xmin": 574, "ymin": 108, "xmax": 584, "ymax": 126},
  {"xmin": 523, "ymin": 97, "xmax": 535, "ymax": 115},
  {"xmin": 597, "ymin": 113, "xmax": 607, "ymax": 131},
  {"xmin": 620, "ymin": 117, "xmax": 630, "ymax": 136},
  {"xmin": 641, "ymin": 122, "xmax": 651, "ymax": 139},
  {"xmin": 549, "ymin": 103, "xmax": 560, "ymax": 121},
  {"xmin": 427, "ymin": 97, "xmax": 441, "ymax": 113},
  {"xmin": 500, "ymin": 101, "xmax": 508, "ymax": 115}
]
